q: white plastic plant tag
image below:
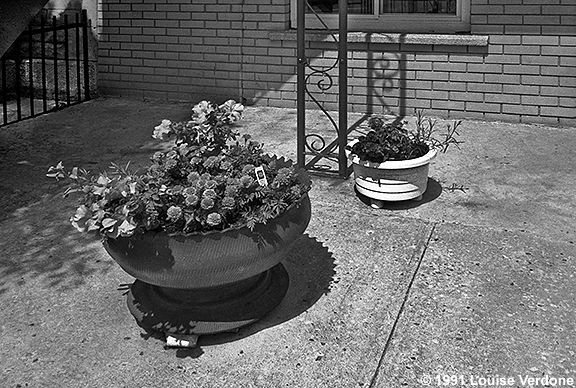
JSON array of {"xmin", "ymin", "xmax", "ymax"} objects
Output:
[{"xmin": 255, "ymin": 166, "xmax": 268, "ymax": 186}]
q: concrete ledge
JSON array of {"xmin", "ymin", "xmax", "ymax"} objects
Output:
[{"xmin": 269, "ymin": 31, "xmax": 489, "ymax": 46}]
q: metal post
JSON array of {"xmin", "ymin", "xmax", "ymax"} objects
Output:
[
  {"xmin": 338, "ymin": 0, "xmax": 348, "ymax": 177},
  {"xmin": 296, "ymin": 0, "xmax": 305, "ymax": 168},
  {"xmin": 75, "ymin": 12, "xmax": 81, "ymax": 103},
  {"xmin": 53, "ymin": 16, "xmax": 59, "ymax": 107},
  {"xmin": 82, "ymin": 9, "xmax": 90, "ymax": 101},
  {"xmin": 15, "ymin": 37, "xmax": 22, "ymax": 120},
  {"xmin": 27, "ymin": 23, "xmax": 35, "ymax": 117},
  {"xmin": 64, "ymin": 14, "xmax": 70, "ymax": 105},
  {"xmin": 41, "ymin": 15, "xmax": 47, "ymax": 112},
  {"xmin": 1, "ymin": 58, "xmax": 7, "ymax": 125}
]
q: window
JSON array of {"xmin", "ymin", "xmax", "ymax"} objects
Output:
[{"xmin": 290, "ymin": 0, "xmax": 470, "ymax": 33}]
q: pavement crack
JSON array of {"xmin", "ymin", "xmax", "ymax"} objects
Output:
[{"xmin": 368, "ymin": 221, "xmax": 438, "ymax": 388}]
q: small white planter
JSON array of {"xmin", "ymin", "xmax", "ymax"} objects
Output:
[{"xmin": 346, "ymin": 139, "xmax": 437, "ymax": 207}]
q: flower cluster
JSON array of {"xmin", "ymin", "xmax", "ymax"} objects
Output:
[
  {"xmin": 48, "ymin": 100, "xmax": 311, "ymax": 238},
  {"xmin": 346, "ymin": 110, "xmax": 462, "ymax": 163}
]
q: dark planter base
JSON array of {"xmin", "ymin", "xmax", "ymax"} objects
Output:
[{"xmin": 126, "ymin": 263, "xmax": 290, "ymax": 335}]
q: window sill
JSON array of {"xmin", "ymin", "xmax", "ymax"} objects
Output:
[{"xmin": 268, "ymin": 31, "xmax": 488, "ymax": 46}]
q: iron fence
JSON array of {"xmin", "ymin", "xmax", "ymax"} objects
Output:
[{"xmin": 1, "ymin": 9, "xmax": 91, "ymax": 127}]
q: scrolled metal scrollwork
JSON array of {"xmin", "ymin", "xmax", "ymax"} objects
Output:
[
  {"xmin": 300, "ymin": 1, "xmax": 341, "ymax": 159},
  {"xmin": 297, "ymin": 0, "xmax": 349, "ymax": 176},
  {"xmin": 304, "ymin": 133, "xmax": 326, "ymax": 153}
]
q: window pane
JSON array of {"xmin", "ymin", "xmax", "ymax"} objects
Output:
[
  {"xmin": 380, "ymin": 0, "xmax": 456, "ymax": 14},
  {"xmin": 306, "ymin": 0, "xmax": 374, "ymax": 15}
]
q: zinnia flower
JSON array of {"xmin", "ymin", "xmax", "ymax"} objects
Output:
[
  {"xmin": 165, "ymin": 159, "xmax": 178, "ymax": 170},
  {"xmin": 240, "ymin": 175, "xmax": 254, "ymax": 188},
  {"xmin": 187, "ymin": 172, "xmax": 200, "ymax": 183},
  {"xmin": 275, "ymin": 167, "xmax": 293, "ymax": 185},
  {"xmin": 202, "ymin": 188, "xmax": 217, "ymax": 199},
  {"xmin": 203, "ymin": 156, "xmax": 220, "ymax": 169},
  {"xmin": 214, "ymin": 175, "xmax": 227, "ymax": 184},
  {"xmin": 225, "ymin": 184, "xmax": 240, "ymax": 197},
  {"xmin": 168, "ymin": 185, "xmax": 184, "ymax": 196},
  {"xmin": 206, "ymin": 212, "xmax": 222, "ymax": 226},
  {"xmin": 242, "ymin": 164, "xmax": 255, "ymax": 175},
  {"xmin": 166, "ymin": 206, "xmax": 182, "ymax": 221},
  {"xmin": 221, "ymin": 196, "xmax": 236, "ymax": 210},
  {"xmin": 183, "ymin": 186, "xmax": 197, "ymax": 196},
  {"xmin": 185, "ymin": 194, "xmax": 199, "ymax": 206},
  {"xmin": 200, "ymin": 198, "xmax": 214, "ymax": 210},
  {"xmin": 290, "ymin": 186, "xmax": 302, "ymax": 197},
  {"xmin": 227, "ymin": 177, "xmax": 240, "ymax": 186}
]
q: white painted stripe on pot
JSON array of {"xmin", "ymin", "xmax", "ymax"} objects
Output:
[
  {"xmin": 356, "ymin": 176, "xmax": 424, "ymax": 201},
  {"xmin": 356, "ymin": 186, "xmax": 421, "ymax": 201},
  {"xmin": 356, "ymin": 176, "xmax": 423, "ymax": 194}
]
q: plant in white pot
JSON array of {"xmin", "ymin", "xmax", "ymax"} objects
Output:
[
  {"xmin": 47, "ymin": 100, "xmax": 312, "ymax": 343},
  {"xmin": 345, "ymin": 111, "xmax": 462, "ymax": 208}
]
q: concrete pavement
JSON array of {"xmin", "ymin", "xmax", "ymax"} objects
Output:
[{"xmin": 0, "ymin": 97, "xmax": 574, "ymax": 387}]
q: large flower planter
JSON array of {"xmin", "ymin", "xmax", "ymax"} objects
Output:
[
  {"xmin": 103, "ymin": 194, "xmax": 311, "ymax": 336},
  {"xmin": 346, "ymin": 139, "xmax": 437, "ymax": 205}
]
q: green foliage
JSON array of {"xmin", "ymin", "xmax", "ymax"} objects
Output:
[
  {"xmin": 347, "ymin": 110, "xmax": 463, "ymax": 163},
  {"xmin": 48, "ymin": 100, "xmax": 311, "ymax": 238}
]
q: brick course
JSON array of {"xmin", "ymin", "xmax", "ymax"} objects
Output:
[{"xmin": 98, "ymin": 0, "xmax": 576, "ymax": 125}]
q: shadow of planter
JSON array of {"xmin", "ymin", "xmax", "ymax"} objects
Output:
[
  {"xmin": 354, "ymin": 177, "xmax": 442, "ymax": 210},
  {"xmin": 134, "ymin": 233, "xmax": 336, "ymax": 356}
]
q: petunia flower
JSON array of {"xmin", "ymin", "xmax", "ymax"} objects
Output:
[{"xmin": 152, "ymin": 119, "xmax": 172, "ymax": 139}]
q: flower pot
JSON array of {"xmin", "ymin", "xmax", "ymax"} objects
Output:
[
  {"xmin": 346, "ymin": 139, "xmax": 437, "ymax": 206},
  {"xmin": 103, "ymin": 194, "xmax": 311, "ymax": 336}
]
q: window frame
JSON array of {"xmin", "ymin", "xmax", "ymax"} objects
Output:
[{"xmin": 290, "ymin": 0, "xmax": 471, "ymax": 34}]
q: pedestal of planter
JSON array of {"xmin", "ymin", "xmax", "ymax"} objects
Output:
[{"xmin": 103, "ymin": 194, "xmax": 311, "ymax": 337}]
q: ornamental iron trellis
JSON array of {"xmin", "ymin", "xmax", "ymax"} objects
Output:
[{"xmin": 297, "ymin": 0, "xmax": 350, "ymax": 178}]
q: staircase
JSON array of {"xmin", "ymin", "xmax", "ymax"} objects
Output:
[{"xmin": 0, "ymin": 0, "xmax": 50, "ymax": 58}]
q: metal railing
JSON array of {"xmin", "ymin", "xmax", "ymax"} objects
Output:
[
  {"xmin": 297, "ymin": 0, "xmax": 349, "ymax": 177},
  {"xmin": 1, "ymin": 9, "xmax": 91, "ymax": 127}
]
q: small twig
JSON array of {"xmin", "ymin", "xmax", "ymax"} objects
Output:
[{"xmin": 444, "ymin": 183, "xmax": 468, "ymax": 193}]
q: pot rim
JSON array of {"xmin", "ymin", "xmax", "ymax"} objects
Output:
[{"xmin": 345, "ymin": 139, "xmax": 437, "ymax": 170}]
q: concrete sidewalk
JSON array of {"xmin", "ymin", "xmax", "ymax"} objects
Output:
[{"xmin": 0, "ymin": 97, "xmax": 574, "ymax": 388}]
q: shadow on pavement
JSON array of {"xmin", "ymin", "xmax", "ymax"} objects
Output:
[
  {"xmin": 0, "ymin": 197, "xmax": 114, "ymax": 294},
  {"xmin": 130, "ymin": 234, "xmax": 336, "ymax": 356},
  {"xmin": 353, "ymin": 177, "xmax": 443, "ymax": 210},
  {"xmin": 0, "ymin": 99, "xmax": 191, "ymax": 293}
]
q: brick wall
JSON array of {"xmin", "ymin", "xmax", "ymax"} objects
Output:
[
  {"xmin": 98, "ymin": 0, "xmax": 292, "ymax": 103},
  {"xmin": 98, "ymin": 0, "xmax": 576, "ymax": 126}
]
